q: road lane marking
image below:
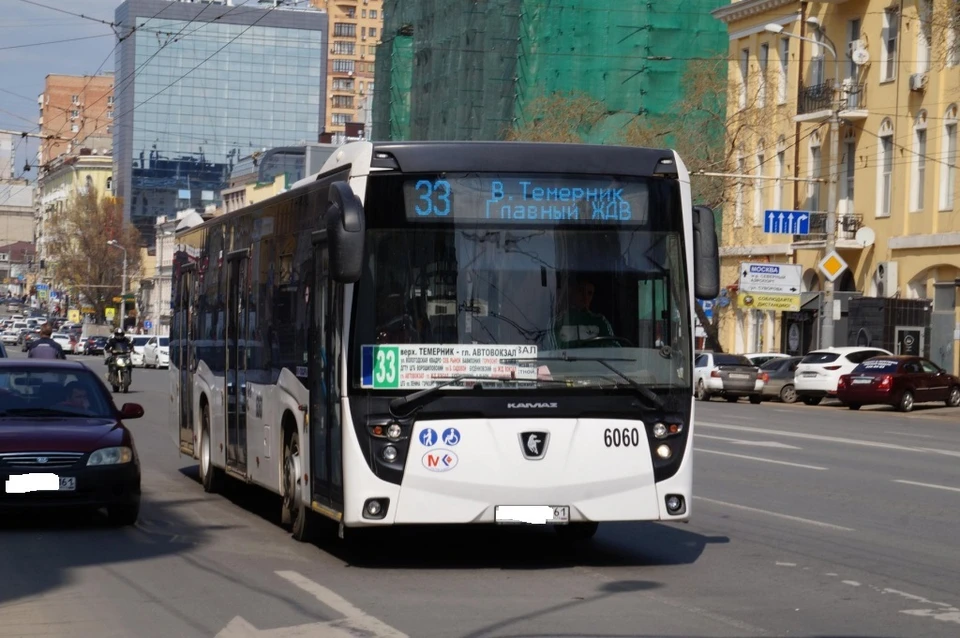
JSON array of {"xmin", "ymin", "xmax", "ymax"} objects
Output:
[
  {"xmin": 694, "ymin": 496, "xmax": 855, "ymax": 532},
  {"xmin": 696, "ymin": 434, "xmax": 801, "ymax": 449},
  {"xmin": 698, "ymin": 448, "xmax": 827, "ymax": 470},
  {"xmin": 892, "ymin": 480, "xmax": 960, "ymax": 494},
  {"xmin": 699, "ymin": 421, "xmax": 960, "ymax": 457},
  {"xmin": 275, "ymin": 570, "xmax": 407, "ymax": 637}
]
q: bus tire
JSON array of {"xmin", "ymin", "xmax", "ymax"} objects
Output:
[
  {"xmin": 554, "ymin": 522, "xmax": 599, "ymax": 542},
  {"xmin": 199, "ymin": 404, "xmax": 222, "ymax": 493},
  {"xmin": 283, "ymin": 430, "xmax": 317, "ymax": 543}
]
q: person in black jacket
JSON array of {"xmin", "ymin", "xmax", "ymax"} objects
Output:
[
  {"xmin": 27, "ymin": 324, "xmax": 66, "ymax": 360},
  {"xmin": 104, "ymin": 327, "xmax": 133, "ymax": 365}
]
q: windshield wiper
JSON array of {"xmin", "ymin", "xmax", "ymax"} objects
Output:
[
  {"xmin": 0, "ymin": 407, "xmax": 93, "ymax": 417},
  {"xmin": 389, "ymin": 375, "xmax": 530, "ymax": 416},
  {"xmin": 502, "ymin": 355, "xmax": 664, "ymax": 410}
]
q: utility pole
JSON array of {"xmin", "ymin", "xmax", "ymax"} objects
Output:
[
  {"xmin": 766, "ymin": 20, "xmax": 841, "ymax": 348},
  {"xmin": 107, "ymin": 240, "xmax": 128, "ymax": 329}
]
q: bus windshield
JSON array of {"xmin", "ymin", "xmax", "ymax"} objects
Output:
[{"xmin": 352, "ymin": 172, "xmax": 691, "ymax": 392}]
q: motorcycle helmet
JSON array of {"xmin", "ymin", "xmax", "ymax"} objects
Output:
[{"xmin": 114, "ymin": 328, "xmax": 125, "ymax": 339}]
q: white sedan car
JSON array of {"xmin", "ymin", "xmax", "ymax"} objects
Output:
[
  {"xmin": 794, "ymin": 346, "xmax": 893, "ymax": 405},
  {"xmin": 142, "ymin": 336, "xmax": 169, "ymax": 368},
  {"xmin": 51, "ymin": 332, "xmax": 74, "ymax": 353}
]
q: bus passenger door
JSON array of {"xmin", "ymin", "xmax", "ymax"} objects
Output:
[
  {"xmin": 308, "ymin": 237, "xmax": 332, "ymax": 505},
  {"xmin": 225, "ymin": 250, "xmax": 248, "ymax": 473},
  {"xmin": 177, "ymin": 266, "xmax": 195, "ymax": 454}
]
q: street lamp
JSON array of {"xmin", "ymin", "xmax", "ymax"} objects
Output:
[
  {"xmin": 765, "ymin": 20, "xmax": 841, "ymax": 348},
  {"xmin": 107, "ymin": 239, "xmax": 128, "ymax": 329}
]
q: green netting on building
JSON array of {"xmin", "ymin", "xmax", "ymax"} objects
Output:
[{"xmin": 373, "ymin": 0, "xmax": 729, "ymax": 146}]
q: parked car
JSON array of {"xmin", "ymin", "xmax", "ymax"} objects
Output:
[
  {"xmin": 793, "ymin": 346, "xmax": 892, "ymax": 405},
  {"xmin": 745, "ymin": 352, "xmax": 790, "ymax": 367},
  {"xmin": 837, "ymin": 355, "xmax": 960, "ymax": 412},
  {"xmin": 757, "ymin": 355, "xmax": 803, "ymax": 403},
  {"xmin": 142, "ymin": 335, "xmax": 169, "ymax": 368},
  {"xmin": 0, "ymin": 359, "xmax": 143, "ymax": 524},
  {"xmin": 50, "ymin": 332, "xmax": 75, "ymax": 354},
  {"xmin": 694, "ymin": 351, "xmax": 765, "ymax": 403},
  {"xmin": 129, "ymin": 335, "xmax": 151, "ymax": 367}
]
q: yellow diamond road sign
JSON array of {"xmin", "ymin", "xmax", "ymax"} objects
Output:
[{"xmin": 818, "ymin": 250, "xmax": 848, "ymax": 282}]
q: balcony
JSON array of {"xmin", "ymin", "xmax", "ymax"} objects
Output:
[
  {"xmin": 793, "ymin": 80, "xmax": 867, "ymax": 123},
  {"xmin": 791, "ymin": 212, "xmax": 864, "ymax": 248}
]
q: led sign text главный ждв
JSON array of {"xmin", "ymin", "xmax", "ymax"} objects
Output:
[{"xmin": 402, "ymin": 174, "xmax": 650, "ymax": 225}]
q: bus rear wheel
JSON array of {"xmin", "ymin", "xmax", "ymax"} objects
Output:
[{"xmin": 554, "ymin": 522, "xmax": 599, "ymax": 542}]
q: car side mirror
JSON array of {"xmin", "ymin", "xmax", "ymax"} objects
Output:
[{"xmin": 119, "ymin": 403, "xmax": 144, "ymax": 419}]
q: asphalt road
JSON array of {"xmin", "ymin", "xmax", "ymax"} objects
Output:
[{"xmin": 2, "ymin": 351, "xmax": 960, "ymax": 638}]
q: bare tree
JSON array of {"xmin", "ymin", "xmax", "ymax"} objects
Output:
[
  {"xmin": 46, "ymin": 187, "xmax": 142, "ymax": 323},
  {"xmin": 504, "ymin": 91, "xmax": 607, "ymax": 143}
]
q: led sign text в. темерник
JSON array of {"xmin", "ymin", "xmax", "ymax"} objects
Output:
[{"xmin": 405, "ymin": 175, "xmax": 645, "ymax": 225}]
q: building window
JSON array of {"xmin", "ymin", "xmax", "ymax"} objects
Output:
[
  {"xmin": 71, "ymin": 95, "xmax": 79, "ymax": 104},
  {"xmin": 333, "ymin": 78, "xmax": 355, "ymax": 91},
  {"xmin": 881, "ymin": 9, "xmax": 899, "ymax": 82},
  {"xmin": 841, "ymin": 136, "xmax": 856, "ymax": 215},
  {"xmin": 332, "ymin": 113, "xmax": 352, "ymax": 125},
  {"xmin": 738, "ymin": 48, "xmax": 748, "ymax": 110},
  {"xmin": 810, "ymin": 31, "xmax": 825, "ymax": 85},
  {"xmin": 333, "ymin": 59, "xmax": 355, "ymax": 74},
  {"xmin": 107, "ymin": 110, "xmax": 114, "ymax": 119},
  {"xmin": 332, "ymin": 95, "xmax": 354, "ymax": 109},
  {"xmin": 369, "ymin": 27, "xmax": 377, "ymax": 37},
  {"xmin": 778, "ymin": 37, "xmax": 789, "ymax": 104},
  {"xmin": 877, "ymin": 118, "xmax": 894, "ymax": 217},
  {"xmin": 735, "ymin": 152, "xmax": 745, "ymax": 228},
  {"xmin": 917, "ymin": 0, "xmax": 932, "ymax": 74},
  {"xmin": 71, "ymin": 110, "xmax": 79, "ymax": 118},
  {"xmin": 107, "ymin": 95, "xmax": 114, "ymax": 105},
  {"xmin": 758, "ymin": 43, "xmax": 768, "ymax": 107},
  {"xmin": 333, "ymin": 41, "xmax": 355, "ymax": 55},
  {"xmin": 948, "ymin": 2, "xmax": 960, "ymax": 67},
  {"xmin": 774, "ymin": 136, "xmax": 786, "ymax": 210},
  {"xmin": 940, "ymin": 106, "xmax": 958, "ymax": 211},
  {"xmin": 370, "ymin": 10, "xmax": 377, "ymax": 18},
  {"xmin": 807, "ymin": 133, "xmax": 822, "ymax": 212},
  {"xmin": 754, "ymin": 142, "xmax": 765, "ymax": 226},
  {"xmin": 334, "ymin": 23, "xmax": 356, "ymax": 37},
  {"xmin": 912, "ymin": 112, "xmax": 927, "ymax": 212},
  {"xmin": 362, "ymin": 9, "xmax": 367, "ymax": 17}
]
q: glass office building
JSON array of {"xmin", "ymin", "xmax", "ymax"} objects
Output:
[{"xmin": 114, "ymin": 0, "xmax": 327, "ymax": 243}]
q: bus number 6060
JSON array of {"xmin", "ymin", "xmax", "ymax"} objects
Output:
[{"xmin": 604, "ymin": 428, "xmax": 641, "ymax": 448}]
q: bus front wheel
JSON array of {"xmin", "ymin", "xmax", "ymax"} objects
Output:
[
  {"xmin": 554, "ymin": 522, "xmax": 599, "ymax": 542},
  {"xmin": 283, "ymin": 430, "xmax": 317, "ymax": 543}
]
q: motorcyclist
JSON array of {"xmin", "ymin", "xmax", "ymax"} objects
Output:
[{"xmin": 104, "ymin": 328, "xmax": 133, "ymax": 373}]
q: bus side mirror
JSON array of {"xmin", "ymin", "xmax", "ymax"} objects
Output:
[
  {"xmin": 692, "ymin": 205, "xmax": 720, "ymax": 300},
  {"xmin": 327, "ymin": 181, "xmax": 365, "ymax": 283}
]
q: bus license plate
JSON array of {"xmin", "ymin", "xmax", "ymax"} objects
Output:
[{"xmin": 495, "ymin": 505, "xmax": 570, "ymax": 525}]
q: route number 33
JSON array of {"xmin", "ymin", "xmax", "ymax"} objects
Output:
[
  {"xmin": 414, "ymin": 179, "xmax": 452, "ymax": 217},
  {"xmin": 374, "ymin": 347, "xmax": 398, "ymax": 386}
]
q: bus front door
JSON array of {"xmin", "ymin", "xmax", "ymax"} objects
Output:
[
  {"xmin": 225, "ymin": 251, "xmax": 248, "ymax": 474},
  {"xmin": 308, "ymin": 238, "xmax": 333, "ymax": 506},
  {"xmin": 177, "ymin": 266, "xmax": 196, "ymax": 454}
]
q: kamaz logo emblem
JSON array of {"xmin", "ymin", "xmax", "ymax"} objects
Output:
[{"xmin": 507, "ymin": 402, "xmax": 558, "ymax": 409}]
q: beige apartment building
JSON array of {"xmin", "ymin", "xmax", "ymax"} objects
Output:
[
  {"xmin": 37, "ymin": 73, "xmax": 115, "ymax": 166},
  {"xmin": 313, "ymin": 0, "xmax": 381, "ymax": 139},
  {"xmin": 712, "ymin": 0, "xmax": 960, "ymax": 372}
]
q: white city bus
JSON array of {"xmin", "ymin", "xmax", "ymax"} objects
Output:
[{"xmin": 169, "ymin": 141, "xmax": 720, "ymax": 542}]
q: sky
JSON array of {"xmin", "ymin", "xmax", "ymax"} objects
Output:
[{"xmin": 0, "ymin": 1, "xmax": 123, "ymax": 182}]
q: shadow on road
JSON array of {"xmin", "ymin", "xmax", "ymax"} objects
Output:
[{"xmin": 0, "ymin": 497, "xmax": 217, "ymax": 611}]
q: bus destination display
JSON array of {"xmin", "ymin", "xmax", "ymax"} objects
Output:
[{"xmin": 403, "ymin": 174, "xmax": 650, "ymax": 225}]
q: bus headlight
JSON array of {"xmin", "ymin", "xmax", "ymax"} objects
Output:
[
  {"xmin": 386, "ymin": 423, "xmax": 402, "ymax": 440},
  {"xmin": 656, "ymin": 444, "xmax": 672, "ymax": 459},
  {"xmin": 382, "ymin": 445, "xmax": 398, "ymax": 462},
  {"xmin": 652, "ymin": 423, "xmax": 668, "ymax": 439}
]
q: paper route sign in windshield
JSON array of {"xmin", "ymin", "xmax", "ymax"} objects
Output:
[{"xmin": 360, "ymin": 344, "xmax": 539, "ymax": 389}]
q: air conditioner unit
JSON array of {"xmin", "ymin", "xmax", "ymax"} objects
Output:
[
  {"xmin": 874, "ymin": 261, "xmax": 898, "ymax": 298},
  {"xmin": 909, "ymin": 73, "xmax": 928, "ymax": 91}
]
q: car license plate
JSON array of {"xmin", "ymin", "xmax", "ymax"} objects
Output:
[
  {"xmin": 852, "ymin": 378, "xmax": 872, "ymax": 385},
  {"xmin": 729, "ymin": 373, "xmax": 749, "ymax": 379},
  {"xmin": 802, "ymin": 372, "xmax": 817, "ymax": 377},
  {"xmin": 495, "ymin": 505, "xmax": 570, "ymax": 525},
  {"xmin": 3, "ymin": 474, "xmax": 75, "ymax": 493}
]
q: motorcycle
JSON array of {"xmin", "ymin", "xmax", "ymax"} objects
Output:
[{"xmin": 106, "ymin": 344, "xmax": 132, "ymax": 393}]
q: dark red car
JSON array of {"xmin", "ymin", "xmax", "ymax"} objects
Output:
[
  {"xmin": 836, "ymin": 355, "xmax": 960, "ymax": 412},
  {"xmin": 0, "ymin": 359, "xmax": 144, "ymax": 524}
]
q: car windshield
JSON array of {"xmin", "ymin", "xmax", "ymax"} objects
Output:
[
  {"xmin": 352, "ymin": 172, "xmax": 691, "ymax": 391},
  {"xmin": 852, "ymin": 359, "xmax": 900, "ymax": 374},
  {"xmin": 760, "ymin": 357, "xmax": 789, "ymax": 371},
  {"xmin": 0, "ymin": 368, "xmax": 114, "ymax": 418}
]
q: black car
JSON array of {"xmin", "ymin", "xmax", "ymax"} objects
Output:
[{"xmin": 0, "ymin": 359, "xmax": 144, "ymax": 524}]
